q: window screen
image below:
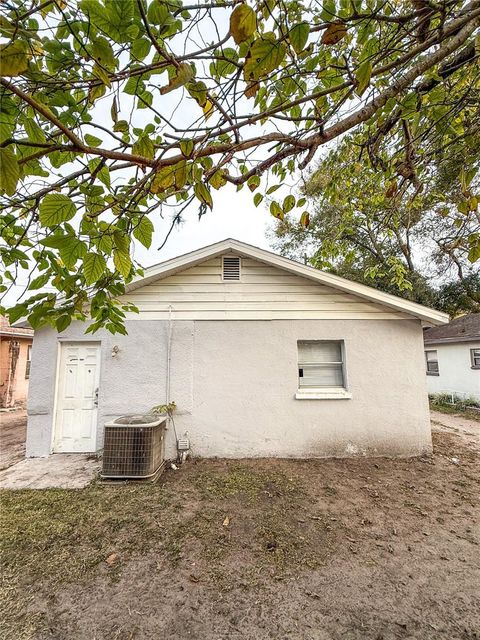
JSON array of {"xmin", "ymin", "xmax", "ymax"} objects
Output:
[
  {"xmin": 298, "ymin": 341, "xmax": 345, "ymax": 388},
  {"xmin": 425, "ymin": 350, "xmax": 439, "ymax": 374}
]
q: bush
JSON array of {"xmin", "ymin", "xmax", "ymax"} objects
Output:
[{"xmin": 429, "ymin": 392, "xmax": 480, "ymax": 411}]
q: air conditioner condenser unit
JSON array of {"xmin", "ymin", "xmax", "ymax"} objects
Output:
[{"xmin": 101, "ymin": 414, "xmax": 167, "ymax": 480}]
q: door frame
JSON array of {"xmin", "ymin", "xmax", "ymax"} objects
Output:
[{"xmin": 51, "ymin": 340, "xmax": 101, "ymax": 454}]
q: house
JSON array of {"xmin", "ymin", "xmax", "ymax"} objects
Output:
[
  {"xmin": 22, "ymin": 239, "xmax": 449, "ymax": 460},
  {"xmin": 423, "ymin": 313, "xmax": 480, "ymax": 401},
  {"xmin": 0, "ymin": 315, "xmax": 34, "ymax": 408}
]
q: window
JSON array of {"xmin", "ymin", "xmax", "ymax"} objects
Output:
[
  {"xmin": 471, "ymin": 348, "xmax": 480, "ymax": 369},
  {"xmin": 296, "ymin": 340, "xmax": 351, "ymax": 399},
  {"xmin": 25, "ymin": 345, "xmax": 32, "ymax": 379},
  {"xmin": 222, "ymin": 256, "xmax": 241, "ymax": 281},
  {"xmin": 425, "ymin": 350, "xmax": 439, "ymax": 375}
]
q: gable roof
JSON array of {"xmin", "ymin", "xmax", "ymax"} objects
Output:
[
  {"xmin": 424, "ymin": 313, "xmax": 480, "ymax": 344},
  {"xmin": 127, "ymin": 239, "xmax": 449, "ymax": 326}
]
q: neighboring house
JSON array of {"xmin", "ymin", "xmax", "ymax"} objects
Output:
[
  {"xmin": 423, "ymin": 314, "xmax": 480, "ymax": 401},
  {"xmin": 21, "ymin": 239, "xmax": 448, "ymax": 460},
  {"xmin": 0, "ymin": 315, "xmax": 34, "ymax": 408}
]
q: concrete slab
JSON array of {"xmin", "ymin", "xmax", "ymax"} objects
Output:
[{"xmin": 0, "ymin": 454, "xmax": 100, "ymax": 489}]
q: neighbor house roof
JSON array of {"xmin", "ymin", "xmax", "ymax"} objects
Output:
[
  {"xmin": 0, "ymin": 315, "xmax": 34, "ymax": 339},
  {"xmin": 423, "ymin": 313, "xmax": 480, "ymax": 344},
  {"xmin": 125, "ymin": 239, "xmax": 449, "ymax": 326}
]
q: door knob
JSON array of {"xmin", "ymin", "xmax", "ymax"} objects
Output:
[{"xmin": 94, "ymin": 387, "xmax": 99, "ymax": 406}]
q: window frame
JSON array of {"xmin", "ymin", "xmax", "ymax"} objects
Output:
[
  {"xmin": 25, "ymin": 344, "xmax": 32, "ymax": 379},
  {"xmin": 425, "ymin": 350, "xmax": 439, "ymax": 376},
  {"xmin": 296, "ymin": 339, "xmax": 351, "ymax": 400},
  {"xmin": 471, "ymin": 348, "xmax": 480, "ymax": 369}
]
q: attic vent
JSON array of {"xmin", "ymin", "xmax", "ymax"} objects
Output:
[{"xmin": 222, "ymin": 256, "xmax": 241, "ymax": 281}]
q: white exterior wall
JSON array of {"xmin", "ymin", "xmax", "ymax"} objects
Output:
[
  {"xmin": 26, "ymin": 318, "xmax": 432, "ymax": 459},
  {"xmin": 426, "ymin": 341, "xmax": 480, "ymax": 400}
]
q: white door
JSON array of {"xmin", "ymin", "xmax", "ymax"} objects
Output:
[{"xmin": 53, "ymin": 342, "xmax": 100, "ymax": 453}]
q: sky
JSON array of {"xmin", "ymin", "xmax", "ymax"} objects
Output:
[{"xmin": 134, "ymin": 183, "xmax": 272, "ymax": 266}]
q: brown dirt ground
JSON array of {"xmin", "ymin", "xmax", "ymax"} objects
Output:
[
  {"xmin": 0, "ymin": 420, "xmax": 479, "ymax": 640},
  {"xmin": 0, "ymin": 409, "xmax": 26, "ymax": 470}
]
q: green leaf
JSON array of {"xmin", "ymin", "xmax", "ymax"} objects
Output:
[
  {"xmin": 270, "ymin": 201, "xmax": 284, "ymax": 220},
  {"xmin": 24, "ymin": 118, "xmax": 46, "ymax": 144},
  {"xmin": 230, "ymin": 4, "xmax": 257, "ymax": 45},
  {"xmin": 355, "ymin": 60, "xmax": 372, "ymax": 96},
  {"xmin": 244, "ymin": 35, "xmax": 286, "ymax": 80},
  {"xmin": 110, "ymin": 96, "xmax": 118, "ymax": 123},
  {"xmin": 132, "ymin": 135, "xmax": 155, "ymax": 160},
  {"xmin": 113, "ymin": 249, "xmax": 132, "ymax": 277},
  {"xmin": 0, "ymin": 41, "xmax": 30, "ymax": 76},
  {"xmin": 29, "ymin": 273, "xmax": 50, "ymax": 290},
  {"xmin": 299, "ymin": 211, "xmax": 310, "ymax": 227},
  {"xmin": 0, "ymin": 147, "xmax": 20, "ymax": 196},
  {"xmin": 113, "ymin": 119, "xmax": 129, "ymax": 132},
  {"xmin": 151, "ymin": 161, "xmax": 187, "ymax": 193},
  {"xmin": 56, "ymin": 314, "xmax": 72, "ymax": 332},
  {"xmin": 160, "ymin": 63, "xmax": 195, "ymax": 95},
  {"xmin": 83, "ymin": 252, "xmax": 106, "ymax": 285},
  {"xmin": 209, "ymin": 170, "xmax": 227, "ymax": 190},
  {"xmin": 210, "ymin": 48, "xmax": 239, "ymax": 78},
  {"xmin": 133, "ymin": 216, "xmax": 154, "ymax": 249},
  {"xmin": 92, "ymin": 62, "xmax": 111, "ymax": 87},
  {"xmin": 38, "ymin": 194, "xmax": 76, "ymax": 227},
  {"xmin": 289, "ymin": 22, "xmax": 310, "ymax": 54},
  {"xmin": 85, "ymin": 133, "xmax": 103, "ymax": 147},
  {"xmin": 247, "ymin": 175, "xmax": 260, "ymax": 192},
  {"xmin": 187, "ymin": 80, "xmax": 208, "ymax": 108},
  {"xmin": 321, "ymin": 22, "xmax": 347, "ymax": 45},
  {"xmin": 180, "ymin": 139, "xmax": 194, "ymax": 158},
  {"xmin": 59, "ymin": 237, "xmax": 88, "ymax": 268},
  {"xmin": 194, "ymin": 182, "xmax": 213, "ymax": 209},
  {"xmin": 91, "ymin": 37, "xmax": 116, "ymax": 70},
  {"xmin": 131, "ymin": 38, "xmax": 151, "ymax": 60},
  {"xmin": 253, "ymin": 192, "xmax": 263, "ymax": 207},
  {"xmin": 283, "ymin": 194, "xmax": 295, "ymax": 213}
]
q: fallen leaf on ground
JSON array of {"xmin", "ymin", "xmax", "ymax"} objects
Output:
[
  {"xmin": 223, "ymin": 516, "xmax": 230, "ymax": 527},
  {"xmin": 105, "ymin": 553, "xmax": 118, "ymax": 566}
]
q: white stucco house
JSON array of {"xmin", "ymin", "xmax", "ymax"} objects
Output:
[
  {"xmin": 23, "ymin": 239, "xmax": 449, "ymax": 461},
  {"xmin": 424, "ymin": 313, "xmax": 480, "ymax": 401}
]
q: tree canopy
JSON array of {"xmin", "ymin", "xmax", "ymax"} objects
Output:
[{"xmin": 0, "ymin": 0, "xmax": 479, "ymax": 332}]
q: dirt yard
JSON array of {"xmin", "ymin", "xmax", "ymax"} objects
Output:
[
  {"xmin": 0, "ymin": 419, "xmax": 479, "ymax": 640},
  {"xmin": 0, "ymin": 409, "xmax": 26, "ymax": 470}
]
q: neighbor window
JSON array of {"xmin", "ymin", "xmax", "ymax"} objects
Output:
[
  {"xmin": 296, "ymin": 341, "xmax": 350, "ymax": 399},
  {"xmin": 425, "ymin": 350, "xmax": 439, "ymax": 375},
  {"xmin": 25, "ymin": 345, "xmax": 32, "ymax": 379},
  {"xmin": 471, "ymin": 348, "xmax": 480, "ymax": 369}
]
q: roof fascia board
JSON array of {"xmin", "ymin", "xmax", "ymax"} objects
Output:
[{"xmin": 424, "ymin": 336, "xmax": 480, "ymax": 345}]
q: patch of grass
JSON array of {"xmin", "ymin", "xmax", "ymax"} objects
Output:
[
  {"xmin": 193, "ymin": 463, "xmax": 303, "ymax": 501},
  {"xmin": 431, "ymin": 403, "xmax": 480, "ymax": 422},
  {"xmin": 0, "ymin": 483, "xmax": 174, "ymax": 585},
  {"xmin": 430, "ymin": 393, "xmax": 480, "ymax": 422}
]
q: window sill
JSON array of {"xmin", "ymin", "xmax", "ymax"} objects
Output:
[
  {"xmin": 471, "ymin": 366, "xmax": 480, "ymax": 370},
  {"xmin": 295, "ymin": 389, "xmax": 352, "ymax": 400},
  {"xmin": 426, "ymin": 372, "xmax": 439, "ymax": 376}
]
